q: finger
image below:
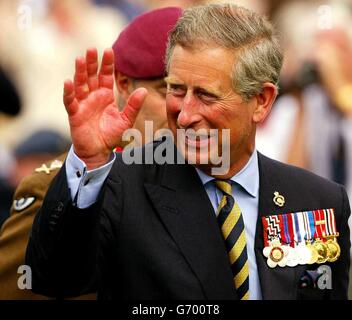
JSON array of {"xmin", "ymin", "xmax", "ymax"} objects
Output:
[
  {"xmin": 98, "ymin": 48, "xmax": 115, "ymax": 90},
  {"xmin": 122, "ymin": 87, "xmax": 148, "ymax": 126},
  {"xmin": 74, "ymin": 56, "xmax": 89, "ymax": 100},
  {"xmin": 86, "ymin": 47, "xmax": 99, "ymax": 91},
  {"xmin": 64, "ymin": 79, "xmax": 79, "ymax": 116}
]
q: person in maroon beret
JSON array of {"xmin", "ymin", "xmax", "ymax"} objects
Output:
[
  {"xmin": 0, "ymin": 7, "xmax": 182, "ymax": 300},
  {"xmin": 113, "ymin": 6, "xmax": 182, "ymax": 146}
]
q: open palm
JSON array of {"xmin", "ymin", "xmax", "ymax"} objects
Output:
[{"xmin": 63, "ymin": 48, "xmax": 147, "ymax": 169}]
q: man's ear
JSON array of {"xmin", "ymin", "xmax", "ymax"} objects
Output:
[
  {"xmin": 115, "ymin": 71, "xmax": 134, "ymax": 103},
  {"xmin": 252, "ymin": 83, "xmax": 278, "ymax": 123}
]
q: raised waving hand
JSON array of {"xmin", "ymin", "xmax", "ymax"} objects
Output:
[{"xmin": 63, "ymin": 48, "xmax": 147, "ymax": 169}]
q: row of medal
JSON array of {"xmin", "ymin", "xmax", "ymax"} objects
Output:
[{"xmin": 262, "ymin": 209, "xmax": 341, "ymax": 268}]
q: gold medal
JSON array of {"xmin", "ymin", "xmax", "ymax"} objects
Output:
[
  {"xmin": 320, "ymin": 208, "xmax": 341, "ymax": 263},
  {"xmin": 306, "ymin": 242, "xmax": 318, "ymax": 264},
  {"xmin": 326, "ymin": 238, "xmax": 341, "ymax": 262},
  {"xmin": 313, "ymin": 238, "xmax": 329, "ymax": 264}
]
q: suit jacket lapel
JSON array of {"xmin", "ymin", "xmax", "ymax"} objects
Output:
[
  {"xmin": 256, "ymin": 153, "xmax": 304, "ymax": 300},
  {"xmin": 144, "ymin": 162, "xmax": 238, "ymax": 300}
]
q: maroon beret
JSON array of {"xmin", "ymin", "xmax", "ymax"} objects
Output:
[{"xmin": 112, "ymin": 7, "xmax": 182, "ymax": 79}]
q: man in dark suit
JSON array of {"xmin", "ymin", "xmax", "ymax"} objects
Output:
[{"xmin": 26, "ymin": 3, "xmax": 350, "ymax": 300}]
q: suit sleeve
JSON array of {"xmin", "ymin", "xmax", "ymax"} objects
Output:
[
  {"xmin": 330, "ymin": 185, "xmax": 351, "ymax": 299},
  {"xmin": 25, "ymin": 163, "xmax": 105, "ymax": 298}
]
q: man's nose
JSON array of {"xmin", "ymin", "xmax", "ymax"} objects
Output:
[{"xmin": 177, "ymin": 92, "xmax": 201, "ymax": 128}]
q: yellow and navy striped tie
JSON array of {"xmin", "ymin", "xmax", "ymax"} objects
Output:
[{"xmin": 215, "ymin": 180, "xmax": 249, "ymax": 300}]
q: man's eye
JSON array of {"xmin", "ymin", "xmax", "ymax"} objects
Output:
[
  {"xmin": 197, "ymin": 91, "xmax": 217, "ymax": 101},
  {"xmin": 167, "ymin": 85, "xmax": 186, "ymax": 96}
]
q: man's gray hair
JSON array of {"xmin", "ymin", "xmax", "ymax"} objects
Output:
[{"xmin": 166, "ymin": 4, "xmax": 283, "ymax": 100}]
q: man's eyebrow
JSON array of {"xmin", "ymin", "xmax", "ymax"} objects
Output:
[
  {"xmin": 164, "ymin": 77, "xmax": 184, "ymax": 85},
  {"xmin": 164, "ymin": 77, "xmax": 222, "ymax": 96},
  {"xmin": 194, "ymin": 86, "xmax": 221, "ymax": 97}
]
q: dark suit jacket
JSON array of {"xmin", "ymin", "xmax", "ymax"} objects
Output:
[{"xmin": 26, "ymin": 145, "xmax": 351, "ymax": 300}]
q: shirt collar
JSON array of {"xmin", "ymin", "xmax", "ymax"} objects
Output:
[{"xmin": 195, "ymin": 150, "xmax": 259, "ymax": 198}]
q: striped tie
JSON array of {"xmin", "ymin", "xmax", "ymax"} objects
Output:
[{"xmin": 215, "ymin": 180, "xmax": 249, "ymax": 300}]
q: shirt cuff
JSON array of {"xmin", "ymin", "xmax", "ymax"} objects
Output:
[{"xmin": 65, "ymin": 145, "xmax": 116, "ymax": 208}]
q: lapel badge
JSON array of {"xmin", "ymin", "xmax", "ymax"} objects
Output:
[{"xmin": 273, "ymin": 191, "xmax": 285, "ymax": 207}]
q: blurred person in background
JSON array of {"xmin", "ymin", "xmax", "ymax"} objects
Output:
[
  {"xmin": 11, "ymin": 130, "xmax": 71, "ymax": 188},
  {"xmin": 0, "ymin": 6, "xmax": 182, "ymax": 300},
  {"xmin": 0, "ymin": 0, "xmax": 127, "ymax": 149},
  {"xmin": 0, "ymin": 130, "xmax": 70, "ymax": 228},
  {"xmin": 254, "ymin": 0, "xmax": 352, "ymax": 297},
  {"xmin": 257, "ymin": 0, "xmax": 352, "ymax": 188},
  {"xmin": 0, "ymin": 129, "xmax": 71, "ymax": 300}
]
